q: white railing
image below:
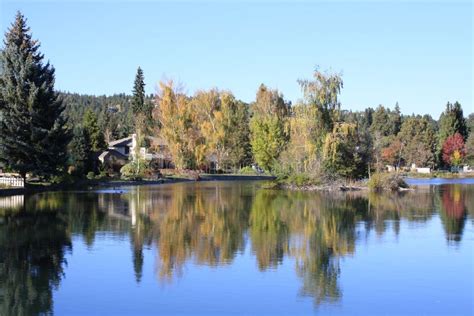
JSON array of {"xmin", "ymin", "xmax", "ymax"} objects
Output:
[{"xmin": 0, "ymin": 175, "xmax": 24, "ymax": 187}]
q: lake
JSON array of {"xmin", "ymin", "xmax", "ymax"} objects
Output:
[{"xmin": 0, "ymin": 181, "xmax": 473, "ymax": 315}]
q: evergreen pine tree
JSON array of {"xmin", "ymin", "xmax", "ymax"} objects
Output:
[
  {"xmin": 69, "ymin": 127, "xmax": 92, "ymax": 175},
  {"xmin": 437, "ymin": 101, "xmax": 468, "ymax": 166},
  {"xmin": 438, "ymin": 102, "xmax": 468, "ymax": 142},
  {"xmin": 132, "ymin": 67, "xmax": 145, "ymax": 114},
  {"xmin": 131, "ymin": 67, "xmax": 152, "ymax": 148},
  {"xmin": 0, "ymin": 12, "xmax": 69, "ymax": 180},
  {"xmin": 392, "ymin": 102, "xmax": 402, "ymax": 134},
  {"xmin": 83, "ymin": 109, "xmax": 105, "ymax": 152}
]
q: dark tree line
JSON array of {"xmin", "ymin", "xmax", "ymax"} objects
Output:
[{"xmin": 60, "ymin": 92, "xmax": 154, "ymax": 143}]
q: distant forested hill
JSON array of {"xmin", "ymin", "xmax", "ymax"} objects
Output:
[{"xmin": 59, "ymin": 92, "xmax": 154, "ymax": 142}]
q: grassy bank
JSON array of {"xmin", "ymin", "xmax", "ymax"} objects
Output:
[
  {"xmin": 367, "ymin": 173, "xmax": 408, "ymax": 191},
  {"xmin": 273, "ymin": 172, "xmax": 412, "ymax": 192},
  {"xmin": 270, "ymin": 173, "xmax": 367, "ymax": 192}
]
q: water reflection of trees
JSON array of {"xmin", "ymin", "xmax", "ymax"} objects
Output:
[
  {"xmin": 0, "ymin": 196, "xmax": 71, "ymax": 315},
  {"xmin": 438, "ymin": 185, "xmax": 469, "ymax": 243},
  {"xmin": 0, "ymin": 182, "xmax": 472, "ymax": 312},
  {"xmin": 139, "ymin": 185, "xmax": 471, "ymax": 306},
  {"xmin": 152, "ymin": 183, "xmax": 252, "ymax": 281},
  {"xmin": 0, "ymin": 192, "xmax": 131, "ymax": 315},
  {"xmin": 249, "ymin": 191, "xmax": 288, "ymax": 271},
  {"xmin": 365, "ymin": 191, "xmax": 436, "ymax": 236}
]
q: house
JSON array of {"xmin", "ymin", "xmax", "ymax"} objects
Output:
[
  {"xmin": 462, "ymin": 165, "xmax": 473, "ymax": 173},
  {"xmin": 411, "ymin": 163, "xmax": 431, "ymax": 174},
  {"xmin": 99, "ymin": 134, "xmax": 174, "ymax": 171},
  {"xmin": 416, "ymin": 167, "xmax": 431, "ymax": 174},
  {"xmin": 99, "ymin": 133, "xmax": 224, "ymax": 173},
  {"xmin": 98, "ymin": 136, "xmax": 132, "ymax": 171}
]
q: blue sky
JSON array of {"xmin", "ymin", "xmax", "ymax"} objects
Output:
[{"xmin": 1, "ymin": 1, "xmax": 472, "ymax": 118}]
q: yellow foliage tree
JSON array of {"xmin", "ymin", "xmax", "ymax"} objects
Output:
[
  {"xmin": 280, "ymin": 69, "xmax": 344, "ymax": 176},
  {"xmin": 192, "ymin": 89, "xmax": 226, "ymax": 169},
  {"xmin": 154, "ymin": 81, "xmax": 199, "ymax": 169}
]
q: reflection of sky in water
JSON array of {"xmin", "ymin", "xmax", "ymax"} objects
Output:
[
  {"xmin": 53, "ymin": 215, "xmax": 473, "ymax": 315},
  {"xmin": 1, "ymin": 182, "xmax": 473, "ymax": 315}
]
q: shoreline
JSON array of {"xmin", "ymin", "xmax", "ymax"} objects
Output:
[
  {"xmin": 1, "ymin": 175, "xmax": 473, "ymax": 197},
  {"xmin": 277, "ymin": 175, "xmax": 474, "ymax": 192},
  {"xmin": 95, "ymin": 174, "xmax": 276, "ymax": 188},
  {"xmin": 0, "ymin": 174, "xmax": 276, "ymax": 197}
]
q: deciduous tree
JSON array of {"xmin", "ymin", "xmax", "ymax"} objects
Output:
[
  {"xmin": 442, "ymin": 133, "xmax": 465, "ymax": 167},
  {"xmin": 154, "ymin": 81, "xmax": 198, "ymax": 169},
  {"xmin": 297, "ymin": 69, "xmax": 343, "ymax": 149},
  {"xmin": 322, "ymin": 122, "xmax": 363, "ymax": 179},
  {"xmin": 280, "ymin": 69, "xmax": 344, "ymax": 175},
  {"xmin": 250, "ymin": 84, "xmax": 289, "ymax": 171},
  {"xmin": 381, "ymin": 139, "xmax": 403, "ymax": 167},
  {"xmin": 192, "ymin": 89, "xmax": 224, "ymax": 168}
]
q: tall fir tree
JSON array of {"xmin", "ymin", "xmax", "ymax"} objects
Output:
[
  {"xmin": 391, "ymin": 102, "xmax": 402, "ymax": 135},
  {"xmin": 0, "ymin": 12, "xmax": 69, "ymax": 179},
  {"xmin": 438, "ymin": 102, "xmax": 468, "ymax": 143},
  {"xmin": 68, "ymin": 127, "xmax": 92, "ymax": 175},
  {"xmin": 437, "ymin": 101, "xmax": 468, "ymax": 166},
  {"xmin": 131, "ymin": 67, "xmax": 152, "ymax": 148},
  {"xmin": 83, "ymin": 109, "xmax": 105, "ymax": 152},
  {"xmin": 132, "ymin": 67, "xmax": 145, "ymax": 114}
]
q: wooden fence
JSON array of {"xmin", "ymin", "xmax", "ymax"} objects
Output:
[{"xmin": 0, "ymin": 175, "xmax": 24, "ymax": 187}]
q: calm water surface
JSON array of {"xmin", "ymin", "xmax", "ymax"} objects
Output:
[{"xmin": 0, "ymin": 181, "xmax": 473, "ymax": 315}]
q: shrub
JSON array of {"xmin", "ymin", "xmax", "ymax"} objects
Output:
[
  {"xmin": 120, "ymin": 160, "xmax": 149, "ymax": 180},
  {"xmin": 285, "ymin": 173, "xmax": 314, "ymax": 187},
  {"xmin": 274, "ymin": 172, "xmax": 321, "ymax": 188},
  {"xmin": 86, "ymin": 171, "xmax": 96, "ymax": 180},
  {"xmin": 51, "ymin": 173, "xmax": 75, "ymax": 185},
  {"xmin": 239, "ymin": 166, "xmax": 258, "ymax": 175},
  {"xmin": 368, "ymin": 173, "xmax": 408, "ymax": 191}
]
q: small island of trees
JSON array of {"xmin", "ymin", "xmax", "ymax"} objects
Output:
[{"xmin": 0, "ymin": 12, "xmax": 473, "ymax": 190}]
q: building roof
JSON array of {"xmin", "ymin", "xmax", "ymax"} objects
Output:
[
  {"xmin": 109, "ymin": 136, "xmax": 133, "ymax": 148},
  {"xmin": 99, "ymin": 149, "xmax": 129, "ymax": 162},
  {"xmin": 108, "ymin": 135, "xmax": 168, "ymax": 148}
]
